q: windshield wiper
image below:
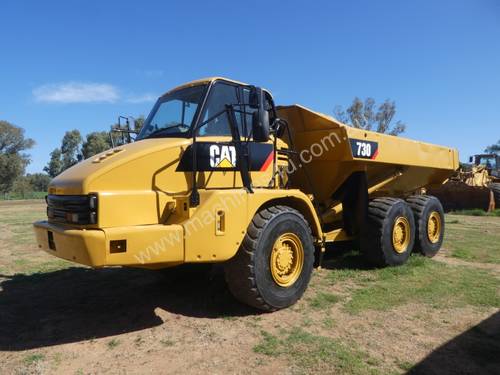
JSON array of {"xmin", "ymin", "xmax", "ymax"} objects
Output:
[{"xmin": 143, "ymin": 123, "xmax": 190, "ymax": 139}]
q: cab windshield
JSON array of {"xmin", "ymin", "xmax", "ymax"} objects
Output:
[
  {"xmin": 479, "ymin": 156, "xmax": 496, "ymax": 169},
  {"xmin": 137, "ymin": 85, "xmax": 206, "ymax": 140}
]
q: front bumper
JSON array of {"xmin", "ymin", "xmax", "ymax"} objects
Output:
[{"xmin": 33, "ymin": 221, "xmax": 185, "ymax": 268}]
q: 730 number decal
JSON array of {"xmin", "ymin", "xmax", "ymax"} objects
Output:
[{"xmin": 349, "ymin": 139, "xmax": 379, "ymax": 160}]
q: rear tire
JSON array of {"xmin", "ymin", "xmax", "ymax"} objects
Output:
[
  {"xmin": 224, "ymin": 206, "xmax": 314, "ymax": 311},
  {"xmin": 491, "ymin": 183, "xmax": 500, "ymax": 209},
  {"xmin": 361, "ymin": 198, "xmax": 415, "ymax": 266},
  {"xmin": 406, "ymin": 195, "xmax": 444, "ymax": 257}
]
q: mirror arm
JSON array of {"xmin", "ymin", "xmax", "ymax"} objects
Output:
[
  {"xmin": 226, "ymin": 105, "xmax": 253, "ymax": 193},
  {"xmin": 190, "ymin": 121, "xmax": 200, "ymax": 207}
]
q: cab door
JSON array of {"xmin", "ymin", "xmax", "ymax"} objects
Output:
[{"xmin": 177, "ymin": 80, "xmax": 274, "ymax": 190}]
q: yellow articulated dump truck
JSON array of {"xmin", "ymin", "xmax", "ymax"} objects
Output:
[{"xmin": 34, "ymin": 77, "xmax": 458, "ymax": 311}]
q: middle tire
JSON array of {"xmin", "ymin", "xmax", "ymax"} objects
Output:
[
  {"xmin": 224, "ymin": 205, "xmax": 314, "ymax": 311},
  {"xmin": 361, "ymin": 198, "xmax": 416, "ymax": 266}
]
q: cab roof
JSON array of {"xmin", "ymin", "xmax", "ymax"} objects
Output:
[{"xmin": 162, "ymin": 77, "xmax": 249, "ymax": 97}]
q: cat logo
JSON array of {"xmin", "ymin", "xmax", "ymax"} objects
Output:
[{"xmin": 209, "ymin": 144, "xmax": 236, "ymax": 168}]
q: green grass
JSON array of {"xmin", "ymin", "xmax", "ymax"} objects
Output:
[
  {"xmin": 444, "ymin": 216, "xmax": 500, "ymax": 264},
  {"xmin": 107, "ymin": 339, "xmax": 120, "ymax": 349},
  {"xmin": 395, "ymin": 359, "xmax": 414, "ymax": 372},
  {"xmin": 0, "ymin": 209, "xmax": 44, "ymax": 224},
  {"xmin": 0, "ymin": 192, "xmax": 46, "ymax": 200},
  {"xmin": 254, "ymin": 331, "xmax": 280, "ymax": 356},
  {"xmin": 309, "ymin": 291, "xmax": 340, "ymax": 310},
  {"xmin": 7, "ymin": 257, "xmax": 70, "ymax": 275},
  {"xmin": 160, "ymin": 338, "xmax": 175, "ymax": 347},
  {"xmin": 52, "ymin": 352, "xmax": 63, "ymax": 367},
  {"xmin": 0, "ymin": 209, "xmax": 46, "ymax": 245},
  {"xmin": 0, "ymin": 201, "xmax": 71, "ymax": 274},
  {"xmin": 335, "ymin": 256, "xmax": 500, "ymax": 314},
  {"xmin": 23, "ymin": 353, "xmax": 45, "ymax": 366},
  {"xmin": 322, "ymin": 317, "xmax": 335, "ymax": 329},
  {"xmin": 254, "ymin": 328, "xmax": 380, "ymax": 374},
  {"xmin": 449, "ymin": 209, "xmax": 500, "ymax": 217}
]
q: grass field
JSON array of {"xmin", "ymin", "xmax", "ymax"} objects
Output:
[
  {"xmin": 0, "ymin": 191, "xmax": 46, "ymax": 201},
  {"xmin": 0, "ymin": 200, "xmax": 498, "ymax": 374}
]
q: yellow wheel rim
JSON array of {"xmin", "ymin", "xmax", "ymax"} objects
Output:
[
  {"xmin": 270, "ymin": 233, "xmax": 304, "ymax": 287},
  {"xmin": 392, "ymin": 216, "xmax": 411, "ymax": 254},
  {"xmin": 427, "ymin": 211, "xmax": 441, "ymax": 244}
]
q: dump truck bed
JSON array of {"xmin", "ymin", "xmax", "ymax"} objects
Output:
[{"xmin": 277, "ymin": 105, "xmax": 459, "ymax": 204}]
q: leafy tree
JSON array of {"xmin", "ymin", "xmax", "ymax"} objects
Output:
[
  {"xmin": 485, "ymin": 140, "xmax": 500, "ymax": 154},
  {"xmin": 334, "ymin": 98, "xmax": 406, "ymax": 136},
  {"xmin": 44, "ymin": 130, "xmax": 82, "ymax": 177},
  {"xmin": 26, "ymin": 173, "xmax": 51, "ymax": 191},
  {"xmin": 0, "ymin": 120, "xmax": 34, "ymax": 194},
  {"xmin": 44, "ymin": 148, "xmax": 63, "ymax": 177},
  {"xmin": 0, "ymin": 155, "xmax": 26, "ymax": 195},
  {"xmin": 82, "ymin": 131, "xmax": 111, "ymax": 159},
  {"xmin": 110, "ymin": 115, "xmax": 145, "ymax": 146},
  {"xmin": 134, "ymin": 115, "xmax": 145, "ymax": 133},
  {"xmin": 45, "ymin": 115, "xmax": 145, "ymax": 175},
  {"xmin": 61, "ymin": 129, "xmax": 82, "ymax": 169},
  {"xmin": 12, "ymin": 176, "xmax": 33, "ymax": 198}
]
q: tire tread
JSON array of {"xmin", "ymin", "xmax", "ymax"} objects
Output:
[
  {"xmin": 406, "ymin": 195, "xmax": 444, "ymax": 256},
  {"xmin": 224, "ymin": 206, "xmax": 311, "ymax": 311}
]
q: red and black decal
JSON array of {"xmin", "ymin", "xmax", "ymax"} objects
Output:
[
  {"xmin": 176, "ymin": 142, "xmax": 274, "ymax": 172},
  {"xmin": 349, "ymin": 139, "xmax": 379, "ymax": 160}
]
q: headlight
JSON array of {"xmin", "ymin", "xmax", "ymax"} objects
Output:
[
  {"xmin": 89, "ymin": 194, "xmax": 98, "ymax": 224},
  {"xmin": 89, "ymin": 194, "xmax": 97, "ymax": 210},
  {"xmin": 65, "ymin": 212, "xmax": 80, "ymax": 223}
]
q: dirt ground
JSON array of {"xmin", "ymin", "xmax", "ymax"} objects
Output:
[{"xmin": 0, "ymin": 200, "xmax": 498, "ymax": 374}]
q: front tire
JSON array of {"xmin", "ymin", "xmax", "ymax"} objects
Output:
[{"xmin": 224, "ymin": 206, "xmax": 314, "ymax": 311}]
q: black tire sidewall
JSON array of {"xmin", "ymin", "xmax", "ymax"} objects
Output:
[
  {"xmin": 253, "ymin": 212, "xmax": 314, "ymax": 309},
  {"xmin": 417, "ymin": 198, "xmax": 444, "ymax": 257},
  {"xmin": 381, "ymin": 202, "xmax": 415, "ymax": 265}
]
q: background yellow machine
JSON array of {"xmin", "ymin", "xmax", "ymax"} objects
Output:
[{"xmin": 34, "ymin": 77, "xmax": 458, "ymax": 311}]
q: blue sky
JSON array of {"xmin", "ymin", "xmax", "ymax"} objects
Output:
[{"xmin": 1, "ymin": 0, "xmax": 499, "ymax": 173}]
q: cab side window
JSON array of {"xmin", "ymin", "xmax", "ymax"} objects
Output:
[
  {"xmin": 242, "ymin": 88, "xmax": 257, "ymax": 139},
  {"xmin": 198, "ymin": 82, "xmax": 239, "ymax": 137}
]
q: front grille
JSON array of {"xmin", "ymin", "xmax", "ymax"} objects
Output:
[{"xmin": 46, "ymin": 194, "xmax": 97, "ymax": 225}]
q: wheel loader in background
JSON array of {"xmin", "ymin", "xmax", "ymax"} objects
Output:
[
  {"xmin": 427, "ymin": 153, "xmax": 500, "ymax": 211},
  {"xmin": 34, "ymin": 77, "xmax": 458, "ymax": 311}
]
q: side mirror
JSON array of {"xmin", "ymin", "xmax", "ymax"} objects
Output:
[
  {"xmin": 468, "ymin": 156, "xmax": 473, "ymax": 163},
  {"xmin": 252, "ymin": 111, "xmax": 270, "ymax": 142},
  {"xmin": 249, "ymin": 86, "xmax": 270, "ymax": 142}
]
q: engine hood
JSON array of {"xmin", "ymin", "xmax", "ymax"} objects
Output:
[{"xmin": 49, "ymin": 138, "xmax": 192, "ymax": 195}]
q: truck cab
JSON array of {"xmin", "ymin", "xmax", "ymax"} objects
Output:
[{"xmin": 34, "ymin": 77, "xmax": 316, "ymax": 270}]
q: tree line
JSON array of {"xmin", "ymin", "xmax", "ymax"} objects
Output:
[
  {"xmin": 0, "ymin": 120, "xmax": 50, "ymax": 198},
  {"xmin": 334, "ymin": 97, "xmax": 406, "ymax": 135},
  {"xmin": 0, "ymin": 117, "xmax": 143, "ymax": 198},
  {"xmin": 485, "ymin": 140, "xmax": 500, "ymax": 154},
  {"xmin": 44, "ymin": 117, "xmax": 144, "ymax": 177}
]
